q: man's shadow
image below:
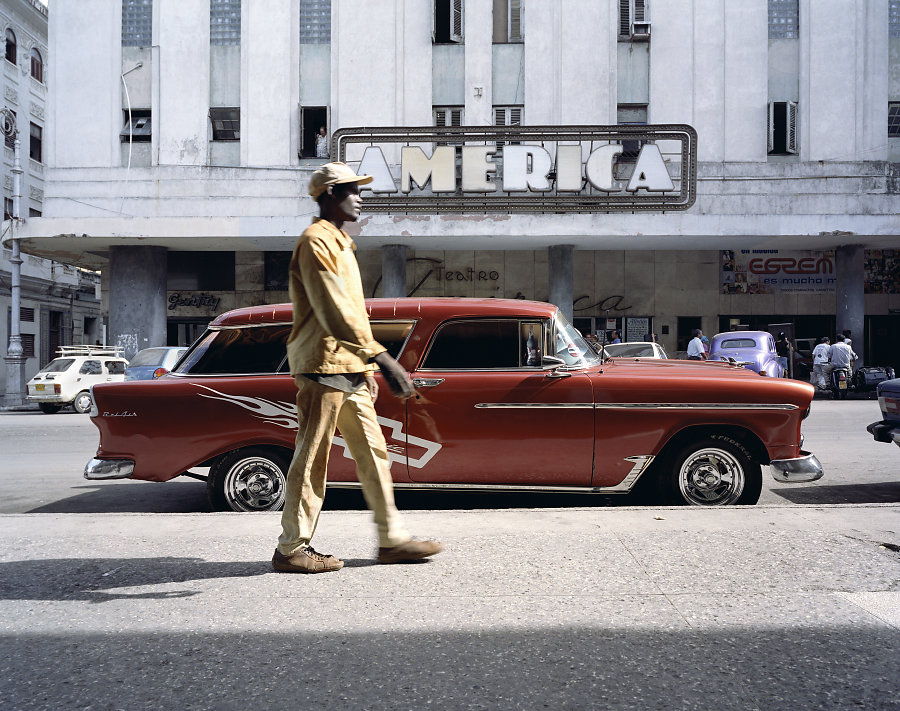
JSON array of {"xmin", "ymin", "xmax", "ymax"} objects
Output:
[{"xmin": 0, "ymin": 557, "xmax": 268, "ymax": 602}]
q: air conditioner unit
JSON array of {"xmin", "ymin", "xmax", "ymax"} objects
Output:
[{"xmin": 631, "ymin": 21, "xmax": 651, "ymax": 40}]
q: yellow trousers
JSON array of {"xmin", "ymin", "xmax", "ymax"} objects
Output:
[{"xmin": 278, "ymin": 375, "xmax": 411, "ymax": 554}]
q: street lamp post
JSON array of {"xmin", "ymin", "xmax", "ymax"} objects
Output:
[{"xmin": 2, "ymin": 107, "xmax": 27, "ymax": 407}]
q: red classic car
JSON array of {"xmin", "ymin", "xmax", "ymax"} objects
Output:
[{"xmin": 85, "ymin": 298, "xmax": 823, "ymax": 510}]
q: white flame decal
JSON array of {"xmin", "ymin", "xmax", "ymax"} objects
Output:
[{"xmin": 195, "ymin": 385, "xmax": 441, "ymax": 469}]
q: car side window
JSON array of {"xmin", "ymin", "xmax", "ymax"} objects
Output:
[
  {"xmin": 79, "ymin": 360, "xmax": 101, "ymax": 375},
  {"xmin": 422, "ymin": 320, "xmax": 523, "ymax": 370},
  {"xmin": 177, "ymin": 325, "xmax": 291, "ymax": 375},
  {"xmin": 105, "ymin": 361, "xmax": 126, "ymax": 375},
  {"xmin": 371, "ymin": 320, "xmax": 415, "ymax": 359}
]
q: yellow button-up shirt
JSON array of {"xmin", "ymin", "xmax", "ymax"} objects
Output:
[{"xmin": 286, "ymin": 218, "xmax": 386, "ymax": 375}]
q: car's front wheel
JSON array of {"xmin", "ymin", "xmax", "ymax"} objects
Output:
[
  {"xmin": 38, "ymin": 403, "xmax": 63, "ymax": 414},
  {"xmin": 207, "ymin": 447, "xmax": 288, "ymax": 512},
  {"xmin": 72, "ymin": 391, "xmax": 92, "ymax": 414},
  {"xmin": 660, "ymin": 435, "xmax": 762, "ymax": 506}
]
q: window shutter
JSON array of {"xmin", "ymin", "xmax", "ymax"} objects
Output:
[
  {"xmin": 509, "ymin": 0, "xmax": 522, "ymax": 41},
  {"xmin": 494, "ymin": 107, "xmax": 505, "ymax": 126},
  {"xmin": 787, "ymin": 100, "xmax": 798, "ymax": 154},
  {"xmin": 619, "ymin": 0, "xmax": 630, "ymax": 35},
  {"xmin": 509, "ymin": 107, "xmax": 522, "ymax": 126},
  {"xmin": 767, "ymin": 102, "xmax": 774, "ymax": 153},
  {"xmin": 450, "ymin": 108, "xmax": 462, "ymax": 126},
  {"xmin": 435, "ymin": 108, "xmax": 447, "ymax": 127},
  {"xmin": 451, "ymin": 0, "xmax": 463, "ymax": 42},
  {"xmin": 634, "ymin": 0, "xmax": 646, "ymax": 22}
]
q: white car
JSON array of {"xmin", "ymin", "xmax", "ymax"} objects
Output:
[
  {"xmin": 27, "ymin": 346, "xmax": 128, "ymax": 414},
  {"xmin": 600, "ymin": 342, "xmax": 669, "ymax": 359}
]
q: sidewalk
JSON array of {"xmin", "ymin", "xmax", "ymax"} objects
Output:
[{"xmin": 1, "ymin": 505, "xmax": 898, "ymax": 710}]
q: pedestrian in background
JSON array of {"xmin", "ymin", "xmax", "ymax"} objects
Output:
[
  {"xmin": 273, "ymin": 161, "xmax": 442, "ymax": 574},
  {"xmin": 315, "ymin": 126, "xmax": 329, "ymax": 159},
  {"xmin": 687, "ymin": 329, "xmax": 707, "ymax": 360},
  {"xmin": 775, "ymin": 332, "xmax": 791, "ymax": 377},
  {"xmin": 812, "ymin": 336, "xmax": 831, "ymax": 389}
]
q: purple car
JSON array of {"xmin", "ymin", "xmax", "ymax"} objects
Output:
[{"xmin": 708, "ymin": 331, "xmax": 785, "ymax": 378}]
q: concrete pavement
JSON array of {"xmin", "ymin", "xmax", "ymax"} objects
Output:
[{"xmin": 1, "ymin": 504, "xmax": 898, "ymax": 710}]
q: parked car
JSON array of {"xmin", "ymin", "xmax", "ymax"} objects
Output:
[
  {"xmin": 866, "ymin": 378, "xmax": 900, "ymax": 448},
  {"xmin": 27, "ymin": 345, "xmax": 128, "ymax": 414},
  {"xmin": 708, "ymin": 331, "xmax": 785, "ymax": 377},
  {"xmin": 125, "ymin": 347, "xmax": 188, "ymax": 381},
  {"xmin": 85, "ymin": 299, "xmax": 822, "ymax": 510},
  {"xmin": 601, "ymin": 342, "xmax": 668, "ymax": 359}
]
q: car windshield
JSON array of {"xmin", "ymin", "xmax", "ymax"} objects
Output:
[
  {"xmin": 128, "ymin": 348, "xmax": 169, "ymax": 367},
  {"xmin": 40, "ymin": 358, "xmax": 75, "ymax": 373},
  {"xmin": 552, "ymin": 314, "xmax": 600, "ymax": 367},
  {"xmin": 720, "ymin": 338, "xmax": 758, "ymax": 349},
  {"xmin": 603, "ymin": 343, "xmax": 659, "ymax": 358}
]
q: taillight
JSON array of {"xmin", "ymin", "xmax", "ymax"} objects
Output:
[
  {"xmin": 152, "ymin": 367, "xmax": 168, "ymax": 379},
  {"xmin": 54, "ymin": 384, "xmax": 61, "ymax": 394},
  {"xmin": 759, "ymin": 370, "xmax": 767, "ymax": 376}
]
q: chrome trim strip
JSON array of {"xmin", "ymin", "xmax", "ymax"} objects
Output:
[
  {"xmin": 475, "ymin": 403, "xmax": 594, "ymax": 409},
  {"xmin": 593, "ymin": 403, "xmax": 799, "ymax": 411}
]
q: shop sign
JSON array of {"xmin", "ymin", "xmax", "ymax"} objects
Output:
[
  {"xmin": 722, "ymin": 250, "xmax": 836, "ymax": 294},
  {"xmin": 333, "ymin": 124, "xmax": 697, "ymax": 213},
  {"xmin": 168, "ymin": 292, "xmax": 222, "ymax": 313}
]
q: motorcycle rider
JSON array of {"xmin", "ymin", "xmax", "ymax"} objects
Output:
[{"xmin": 829, "ymin": 337, "xmax": 857, "ymax": 394}]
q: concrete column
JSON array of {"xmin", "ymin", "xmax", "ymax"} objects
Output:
[
  {"xmin": 835, "ymin": 245, "xmax": 865, "ymax": 367},
  {"xmin": 381, "ymin": 245, "xmax": 407, "ymax": 298},
  {"xmin": 109, "ymin": 246, "xmax": 168, "ymax": 360},
  {"xmin": 548, "ymin": 245, "xmax": 574, "ymax": 323}
]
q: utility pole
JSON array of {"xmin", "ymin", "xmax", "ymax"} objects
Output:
[{"xmin": 2, "ymin": 107, "xmax": 27, "ymax": 407}]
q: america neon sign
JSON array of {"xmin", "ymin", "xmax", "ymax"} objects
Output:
[{"xmin": 332, "ymin": 124, "xmax": 697, "ymax": 213}]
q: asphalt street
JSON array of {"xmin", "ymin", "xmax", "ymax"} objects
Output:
[{"xmin": 0, "ymin": 397, "xmax": 898, "ymax": 709}]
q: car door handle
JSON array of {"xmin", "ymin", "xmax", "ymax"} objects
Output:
[{"xmin": 412, "ymin": 378, "xmax": 444, "ymax": 388}]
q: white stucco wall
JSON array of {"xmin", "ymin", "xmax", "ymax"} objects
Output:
[{"xmin": 464, "ymin": 0, "xmax": 492, "ymax": 126}]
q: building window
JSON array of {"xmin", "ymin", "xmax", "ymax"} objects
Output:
[
  {"xmin": 617, "ymin": 104, "xmax": 647, "ymax": 162},
  {"xmin": 300, "ymin": 0, "xmax": 331, "ymax": 44},
  {"xmin": 300, "ymin": 106, "xmax": 328, "ymax": 158},
  {"xmin": 28, "ymin": 208, "xmax": 41, "ymax": 217},
  {"xmin": 891, "ymin": 0, "xmax": 900, "ymax": 37},
  {"xmin": 768, "ymin": 101, "xmax": 798, "ymax": 155},
  {"xmin": 264, "ymin": 252, "xmax": 292, "ymax": 291},
  {"xmin": 494, "ymin": 106, "xmax": 522, "ymax": 145},
  {"xmin": 167, "ymin": 251, "xmax": 235, "ymax": 291},
  {"xmin": 209, "ymin": 108, "xmax": 240, "ymax": 141},
  {"xmin": 30, "ymin": 48, "xmax": 42, "ymax": 82},
  {"xmin": 434, "ymin": 106, "xmax": 463, "ymax": 127},
  {"xmin": 29, "ymin": 122, "xmax": 41, "ymax": 163},
  {"xmin": 492, "ymin": 0, "xmax": 523, "ymax": 43},
  {"xmin": 210, "ymin": 0, "xmax": 241, "ymax": 45},
  {"xmin": 4, "ymin": 197, "xmax": 12, "ymax": 220},
  {"xmin": 889, "ymin": 103, "xmax": 900, "ymax": 138},
  {"xmin": 5, "ymin": 28, "xmax": 16, "ymax": 64},
  {"xmin": 122, "ymin": 0, "xmax": 153, "ymax": 47},
  {"xmin": 434, "ymin": 0, "xmax": 463, "ymax": 44},
  {"xmin": 121, "ymin": 109, "xmax": 152, "ymax": 143},
  {"xmin": 4, "ymin": 109, "xmax": 14, "ymax": 149},
  {"xmin": 618, "ymin": 0, "xmax": 649, "ymax": 39},
  {"xmin": 769, "ymin": 0, "xmax": 798, "ymax": 39},
  {"xmin": 20, "ymin": 307, "xmax": 35, "ymax": 322}
]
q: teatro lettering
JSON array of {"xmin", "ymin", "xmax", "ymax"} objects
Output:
[{"xmin": 333, "ymin": 124, "xmax": 698, "ymax": 213}]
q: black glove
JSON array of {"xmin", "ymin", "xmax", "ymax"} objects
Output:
[{"xmin": 372, "ymin": 352, "xmax": 415, "ymax": 400}]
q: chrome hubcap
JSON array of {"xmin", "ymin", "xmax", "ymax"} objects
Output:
[
  {"xmin": 678, "ymin": 447, "xmax": 744, "ymax": 506},
  {"xmin": 224, "ymin": 457, "xmax": 285, "ymax": 512}
]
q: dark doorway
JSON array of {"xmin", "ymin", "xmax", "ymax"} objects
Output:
[
  {"xmin": 300, "ymin": 106, "xmax": 328, "ymax": 159},
  {"xmin": 677, "ymin": 316, "xmax": 701, "ymax": 353},
  {"xmin": 168, "ymin": 320, "xmax": 210, "ymax": 348},
  {"xmin": 866, "ymin": 315, "xmax": 900, "ymax": 372}
]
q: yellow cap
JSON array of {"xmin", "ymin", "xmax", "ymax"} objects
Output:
[{"xmin": 308, "ymin": 161, "xmax": 373, "ymax": 198}]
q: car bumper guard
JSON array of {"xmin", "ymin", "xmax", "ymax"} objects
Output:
[
  {"xmin": 867, "ymin": 421, "xmax": 900, "ymax": 448},
  {"xmin": 84, "ymin": 458, "xmax": 135, "ymax": 480},
  {"xmin": 769, "ymin": 451, "xmax": 824, "ymax": 483}
]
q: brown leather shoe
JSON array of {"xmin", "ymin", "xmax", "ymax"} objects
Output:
[
  {"xmin": 272, "ymin": 547, "xmax": 344, "ymax": 574},
  {"xmin": 377, "ymin": 539, "xmax": 443, "ymax": 564}
]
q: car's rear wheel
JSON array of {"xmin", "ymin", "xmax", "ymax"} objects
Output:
[
  {"xmin": 72, "ymin": 391, "xmax": 92, "ymax": 414},
  {"xmin": 660, "ymin": 435, "xmax": 762, "ymax": 506},
  {"xmin": 38, "ymin": 403, "xmax": 63, "ymax": 414},
  {"xmin": 207, "ymin": 447, "xmax": 288, "ymax": 512}
]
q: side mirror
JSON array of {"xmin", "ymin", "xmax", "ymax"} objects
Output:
[{"xmin": 541, "ymin": 355, "xmax": 566, "ymax": 368}]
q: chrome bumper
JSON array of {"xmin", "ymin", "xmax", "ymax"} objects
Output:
[
  {"xmin": 867, "ymin": 421, "xmax": 900, "ymax": 448},
  {"xmin": 770, "ymin": 451, "xmax": 824, "ymax": 483},
  {"xmin": 84, "ymin": 458, "xmax": 135, "ymax": 480}
]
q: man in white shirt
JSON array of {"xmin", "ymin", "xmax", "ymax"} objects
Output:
[
  {"xmin": 829, "ymin": 337, "xmax": 857, "ymax": 371},
  {"xmin": 811, "ymin": 337, "xmax": 831, "ymax": 389},
  {"xmin": 687, "ymin": 329, "xmax": 707, "ymax": 360}
]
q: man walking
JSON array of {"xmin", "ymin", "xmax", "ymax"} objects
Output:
[
  {"xmin": 687, "ymin": 329, "xmax": 707, "ymax": 360},
  {"xmin": 811, "ymin": 336, "xmax": 831, "ymax": 390},
  {"xmin": 273, "ymin": 161, "xmax": 442, "ymax": 574}
]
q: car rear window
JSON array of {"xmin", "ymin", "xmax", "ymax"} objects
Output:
[
  {"xmin": 105, "ymin": 361, "xmax": 127, "ymax": 375},
  {"xmin": 40, "ymin": 358, "xmax": 75, "ymax": 373},
  {"xmin": 720, "ymin": 339, "xmax": 757, "ymax": 349},
  {"xmin": 177, "ymin": 326, "xmax": 292, "ymax": 375},
  {"xmin": 129, "ymin": 348, "xmax": 168, "ymax": 367}
]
